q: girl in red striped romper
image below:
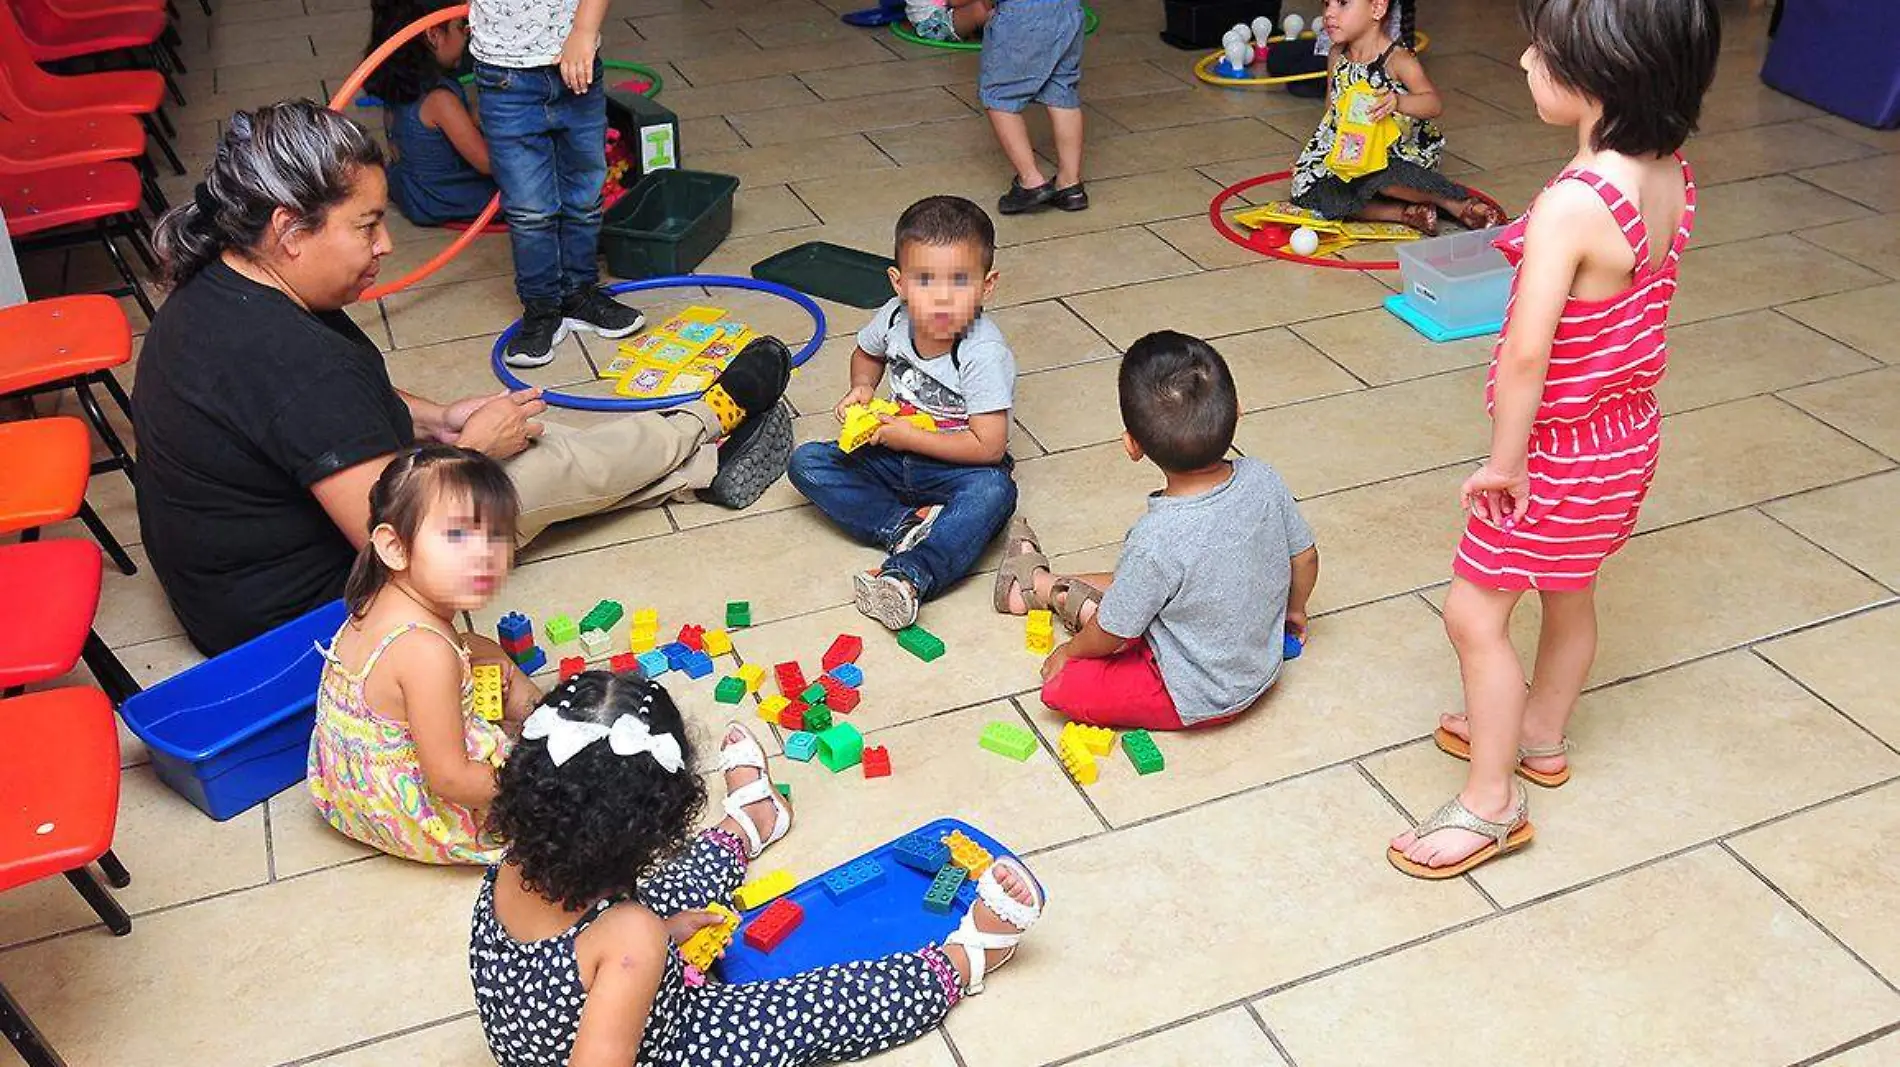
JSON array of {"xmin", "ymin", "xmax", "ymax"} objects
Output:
[{"xmin": 1389, "ymin": 0, "xmax": 1721, "ymax": 879}]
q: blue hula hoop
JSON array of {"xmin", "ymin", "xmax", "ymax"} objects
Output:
[{"xmin": 491, "ymin": 275, "xmax": 827, "ymax": 412}]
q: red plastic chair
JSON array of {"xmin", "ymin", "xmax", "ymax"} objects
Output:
[
  {"xmin": 1, "ymin": 161, "xmax": 159, "ymax": 318},
  {"xmin": 5, "ymin": 0, "xmax": 185, "ymax": 105},
  {"xmin": 0, "ymin": 1, "xmax": 180, "ymax": 174},
  {"xmin": 0, "ymin": 540, "xmax": 138, "ymax": 704},
  {"xmin": 0, "ymin": 115, "xmax": 166, "ymax": 213},
  {"xmin": 0, "ymin": 416, "xmax": 136, "ymax": 576},
  {"xmin": 0, "ymin": 295, "xmax": 139, "ymax": 482}
]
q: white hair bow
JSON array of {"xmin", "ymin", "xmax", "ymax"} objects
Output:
[{"xmin": 521, "ymin": 704, "xmax": 684, "ymax": 773}]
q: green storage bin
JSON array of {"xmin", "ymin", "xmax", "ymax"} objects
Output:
[
  {"xmin": 600, "ymin": 169, "xmax": 740, "ymax": 280},
  {"xmin": 751, "ymin": 242, "xmax": 897, "ymax": 309}
]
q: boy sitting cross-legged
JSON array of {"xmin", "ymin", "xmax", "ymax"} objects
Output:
[
  {"xmin": 997, "ymin": 331, "xmax": 1320, "ymax": 730},
  {"xmin": 787, "ymin": 196, "xmax": 1019, "ymax": 631}
]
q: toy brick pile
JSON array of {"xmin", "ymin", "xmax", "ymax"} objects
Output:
[
  {"xmin": 982, "ymin": 718, "xmax": 1164, "ymax": 785},
  {"xmin": 756, "ymin": 633, "xmax": 890, "ymax": 780}
]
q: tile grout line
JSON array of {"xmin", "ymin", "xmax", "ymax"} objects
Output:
[
  {"xmin": 1243, "ymin": 1001, "xmax": 1302, "ymax": 1067},
  {"xmin": 271, "ymin": 1009, "xmax": 479, "ymax": 1067},
  {"xmin": 1754, "ymin": 503, "xmax": 1900, "ymax": 597},
  {"xmin": 937, "ymin": 1023, "xmax": 972, "ymax": 1067},
  {"xmin": 1789, "ymin": 1020, "xmax": 1900, "ymax": 1067},
  {"xmin": 1351, "ymin": 761, "xmax": 1504, "ymax": 913},
  {"xmin": 1007, "ymin": 695, "xmax": 1114, "ymax": 835},
  {"xmin": 1718, "ymin": 841, "xmax": 1900, "ymax": 998},
  {"xmin": 1748, "ymin": 648, "xmax": 1900, "ymax": 760}
]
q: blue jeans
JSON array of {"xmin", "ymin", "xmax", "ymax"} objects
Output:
[
  {"xmin": 474, "ymin": 59, "xmax": 607, "ymax": 304},
  {"xmin": 788, "ymin": 442, "xmax": 1017, "ymax": 599}
]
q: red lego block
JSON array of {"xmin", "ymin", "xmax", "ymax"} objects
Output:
[
  {"xmin": 743, "ymin": 897, "xmax": 804, "ymax": 952},
  {"xmin": 822, "ymin": 634, "xmax": 863, "ymax": 672},
  {"xmin": 677, "ymin": 624, "xmax": 705, "ymax": 652},
  {"xmin": 774, "ymin": 661, "xmax": 806, "ymax": 698},
  {"xmin": 821, "ymin": 676, "xmax": 861, "ymax": 714},
  {"xmin": 500, "ymin": 632, "xmax": 534, "ymax": 656},
  {"xmin": 777, "ymin": 701, "xmax": 808, "ymax": 732},
  {"xmin": 559, "ymin": 656, "xmax": 586, "ymax": 680},
  {"xmin": 609, "ymin": 652, "xmax": 639, "ymax": 675},
  {"xmin": 862, "ymin": 745, "xmax": 890, "ymax": 778}
]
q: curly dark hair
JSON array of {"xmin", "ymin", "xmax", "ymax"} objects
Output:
[{"xmin": 488, "ymin": 672, "xmax": 706, "ymax": 911}]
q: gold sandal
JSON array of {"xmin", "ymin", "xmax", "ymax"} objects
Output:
[
  {"xmin": 992, "ymin": 517, "xmax": 1050, "ymax": 614},
  {"xmin": 1388, "ymin": 783, "xmax": 1534, "ymax": 880},
  {"xmin": 1433, "ymin": 723, "xmax": 1572, "ymax": 788}
]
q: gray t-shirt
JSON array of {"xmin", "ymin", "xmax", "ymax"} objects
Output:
[
  {"xmin": 1095, "ymin": 458, "xmax": 1316, "ymax": 723},
  {"xmin": 857, "ymin": 298, "xmax": 1015, "ymax": 427},
  {"xmin": 470, "ymin": 0, "xmax": 576, "ymax": 68}
]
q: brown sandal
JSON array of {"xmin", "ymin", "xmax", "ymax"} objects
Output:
[
  {"xmin": 1047, "ymin": 576, "xmax": 1104, "ymax": 633},
  {"xmin": 1400, "ymin": 203, "xmax": 1439, "ymax": 235},
  {"xmin": 1456, "ymin": 197, "xmax": 1507, "ymax": 230},
  {"xmin": 992, "ymin": 517, "xmax": 1050, "ymax": 614}
]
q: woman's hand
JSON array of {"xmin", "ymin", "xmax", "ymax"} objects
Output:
[
  {"xmin": 457, "ymin": 392, "xmax": 547, "ymax": 460},
  {"xmin": 558, "ymin": 29, "xmax": 599, "ymax": 94},
  {"xmin": 1461, "ymin": 462, "xmax": 1530, "ymax": 528},
  {"xmin": 443, "ymin": 389, "xmax": 539, "ymax": 439},
  {"xmin": 833, "ymin": 385, "xmax": 875, "ymax": 422}
]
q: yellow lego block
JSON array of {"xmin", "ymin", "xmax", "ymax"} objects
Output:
[
  {"xmin": 702, "ymin": 629, "xmax": 733, "ymax": 657},
  {"xmin": 732, "ymin": 869, "xmax": 795, "ymax": 910},
  {"xmin": 471, "ymin": 663, "xmax": 505, "ymax": 723},
  {"xmin": 839, "ymin": 406, "xmax": 881, "ymax": 454},
  {"xmin": 1026, "ymin": 630, "xmax": 1054, "ymax": 654},
  {"xmin": 632, "ymin": 608, "xmax": 659, "ymax": 630},
  {"xmin": 903, "ymin": 412, "xmax": 937, "ymax": 432},
  {"xmin": 629, "ymin": 625, "xmax": 658, "ymax": 653},
  {"xmin": 738, "ymin": 663, "xmax": 767, "ymax": 693},
  {"xmin": 941, "ymin": 830, "xmax": 992, "ymax": 878},
  {"xmin": 758, "ymin": 694, "xmax": 789, "ymax": 724},
  {"xmin": 866, "ymin": 398, "xmax": 901, "ymax": 416},
  {"xmin": 679, "ymin": 903, "xmax": 739, "ymax": 970},
  {"xmin": 1061, "ymin": 721, "xmax": 1115, "ymax": 757},
  {"xmin": 1057, "ymin": 731, "xmax": 1098, "ymax": 785},
  {"xmin": 1026, "ymin": 609, "xmax": 1055, "ymax": 654}
]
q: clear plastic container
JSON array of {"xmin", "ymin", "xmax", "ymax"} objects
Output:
[{"xmin": 1394, "ymin": 225, "xmax": 1512, "ymax": 332}]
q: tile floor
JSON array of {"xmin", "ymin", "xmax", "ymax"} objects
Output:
[{"xmin": 7, "ymin": 0, "xmax": 1900, "ymax": 1064}]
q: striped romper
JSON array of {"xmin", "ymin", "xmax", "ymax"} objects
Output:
[{"xmin": 1454, "ymin": 157, "xmax": 1697, "ymax": 591}]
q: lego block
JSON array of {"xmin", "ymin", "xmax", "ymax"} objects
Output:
[
  {"xmin": 891, "ymin": 831, "xmax": 951, "ymax": 873},
  {"xmin": 732, "ymin": 868, "xmax": 796, "ymax": 910},
  {"xmin": 803, "ymin": 704, "xmax": 832, "ymax": 734},
  {"xmin": 783, "ymin": 731, "xmax": 818, "ymax": 762},
  {"xmin": 637, "ymin": 651, "xmax": 669, "ymax": 677},
  {"xmin": 544, "ymin": 614, "xmax": 579, "ymax": 645},
  {"xmin": 726, "ymin": 601, "xmax": 751, "ymax": 628},
  {"xmin": 800, "ymin": 682, "xmax": 827, "ymax": 706},
  {"xmin": 512, "ymin": 646, "xmax": 547, "ymax": 675},
  {"xmin": 821, "ymin": 857, "xmax": 886, "ymax": 902},
  {"xmin": 579, "ymin": 629, "xmax": 611, "ymax": 658},
  {"xmin": 820, "ymin": 676, "xmax": 860, "ymax": 714},
  {"xmin": 558, "ymin": 656, "xmax": 586, "ymax": 680},
  {"xmin": 1284, "ymin": 631, "xmax": 1303, "ymax": 660},
  {"xmin": 714, "ymin": 676, "xmax": 747, "ymax": 704},
  {"xmin": 737, "ymin": 663, "xmax": 766, "ymax": 693},
  {"xmin": 1122, "ymin": 729, "xmax": 1165, "ymax": 775},
  {"xmin": 661, "ymin": 642, "xmax": 692, "ymax": 670},
  {"xmin": 499, "ymin": 631, "xmax": 533, "ymax": 657},
  {"xmin": 823, "ymin": 634, "xmax": 864, "ymax": 672},
  {"xmin": 776, "ymin": 782, "xmax": 791, "ymax": 799},
  {"xmin": 895, "ymin": 625, "xmax": 945, "ymax": 662},
  {"xmin": 1026, "ymin": 609, "xmax": 1054, "ymax": 637},
  {"xmin": 497, "ymin": 611, "xmax": 533, "ymax": 645},
  {"xmin": 941, "ymin": 831, "xmax": 992, "ymax": 878},
  {"xmin": 838, "ymin": 405, "xmax": 881, "ymax": 453},
  {"xmin": 775, "ymin": 661, "xmax": 807, "ymax": 698},
  {"xmin": 777, "ymin": 702, "xmax": 807, "ymax": 732},
  {"xmin": 1057, "ymin": 730, "xmax": 1098, "ymax": 786},
  {"xmin": 677, "ymin": 624, "xmax": 704, "ymax": 651},
  {"xmin": 1062, "ymin": 721, "xmax": 1115, "ymax": 757},
  {"xmin": 923, "ymin": 863, "xmax": 966, "ymax": 913},
  {"xmin": 629, "ymin": 625, "xmax": 658, "ymax": 653},
  {"xmin": 681, "ymin": 652, "xmax": 715, "ymax": 679},
  {"xmin": 471, "ymin": 663, "xmax": 505, "ymax": 723},
  {"xmin": 757, "ymin": 694, "xmax": 789, "ymax": 724},
  {"xmin": 1026, "ymin": 630, "xmax": 1054, "ymax": 655},
  {"xmin": 862, "ymin": 745, "xmax": 890, "ymax": 778},
  {"xmin": 742, "ymin": 897, "xmax": 804, "ymax": 953},
  {"xmin": 679, "ymin": 903, "xmax": 739, "ymax": 970},
  {"xmin": 827, "ymin": 663, "xmax": 864, "ymax": 688},
  {"xmin": 979, "ymin": 721, "xmax": 1037, "ymax": 762},
  {"xmin": 580, "ymin": 600, "xmax": 624, "ymax": 634},
  {"xmin": 815, "ymin": 722, "xmax": 864, "ymax": 772},
  {"xmin": 702, "ymin": 629, "xmax": 732, "ymax": 657},
  {"xmin": 610, "ymin": 652, "xmax": 639, "ymax": 675},
  {"xmin": 1026, "ymin": 611, "xmax": 1055, "ymax": 656},
  {"xmin": 632, "ymin": 607, "xmax": 659, "ymax": 631}
]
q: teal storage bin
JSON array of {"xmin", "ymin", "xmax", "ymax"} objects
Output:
[{"xmin": 600, "ymin": 169, "xmax": 740, "ymax": 280}]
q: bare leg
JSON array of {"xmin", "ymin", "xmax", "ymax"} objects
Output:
[
  {"xmin": 1353, "ymin": 195, "xmax": 1438, "ymax": 233},
  {"xmin": 987, "ymin": 109, "xmax": 1048, "ymax": 188},
  {"xmin": 1047, "ymin": 106, "xmax": 1084, "ymax": 188},
  {"xmin": 1517, "ymin": 585, "xmax": 1595, "ymax": 776},
  {"xmin": 1380, "ymin": 183, "xmax": 1502, "ymax": 228},
  {"xmin": 952, "ymin": 0, "xmax": 990, "ymax": 38}
]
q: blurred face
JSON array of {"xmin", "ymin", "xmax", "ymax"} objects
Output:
[
  {"xmin": 888, "ymin": 239, "xmax": 996, "ymax": 347},
  {"xmin": 1321, "ymin": 0, "xmax": 1386, "ymax": 43},
  {"xmin": 377, "ymin": 490, "xmax": 513, "ymax": 614},
  {"xmin": 276, "ymin": 164, "xmax": 393, "ymax": 310},
  {"xmin": 1520, "ymin": 44, "xmax": 1590, "ymax": 127}
]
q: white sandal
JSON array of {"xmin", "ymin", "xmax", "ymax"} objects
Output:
[
  {"xmin": 943, "ymin": 856, "xmax": 1044, "ymax": 995},
  {"xmin": 719, "ymin": 722, "xmax": 792, "ymax": 859}
]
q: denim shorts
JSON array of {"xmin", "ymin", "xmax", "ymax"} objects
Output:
[{"xmin": 977, "ymin": 0, "xmax": 1085, "ymax": 112}]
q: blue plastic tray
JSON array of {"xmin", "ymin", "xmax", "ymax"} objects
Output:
[
  {"xmin": 1384, "ymin": 293, "xmax": 1502, "ymax": 343},
  {"xmin": 119, "ymin": 599, "xmax": 349, "ymax": 820},
  {"xmin": 717, "ymin": 818, "xmax": 1024, "ymax": 984}
]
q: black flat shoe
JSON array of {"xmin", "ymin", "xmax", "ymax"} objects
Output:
[
  {"xmin": 998, "ymin": 178, "xmax": 1056, "ymax": 215},
  {"xmin": 1049, "ymin": 183, "xmax": 1088, "ymax": 212}
]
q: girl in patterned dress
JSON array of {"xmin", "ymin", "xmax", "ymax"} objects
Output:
[
  {"xmin": 1388, "ymin": 0, "xmax": 1721, "ymax": 879},
  {"xmin": 1289, "ymin": 0, "xmax": 1504, "ymax": 233},
  {"xmin": 471, "ymin": 671, "xmax": 1048, "ymax": 1067},
  {"xmin": 308, "ymin": 445, "xmax": 540, "ymax": 865}
]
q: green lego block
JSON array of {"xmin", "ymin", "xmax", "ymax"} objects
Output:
[
  {"xmin": 895, "ymin": 625, "xmax": 945, "ymax": 662},
  {"xmin": 776, "ymin": 782, "xmax": 791, "ymax": 800},
  {"xmin": 923, "ymin": 863, "xmax": 966, "ymax": 913},
  {"xmin": 800, "ymin": 682, "xmax": 827, "ymax": 706},
  {"xmin": 713, "ymin": 676, "xmax": 747, "ymax": 704},
  {"xmin": 979, "ymin": 720, "xmax": 1036, "ymax": 761},
  {"xmin": 815, "ymin": 722, "xmax": 864, "ymax": 772},
  {"xmin": 803, "ymin": 704, "xmax": 832, "ymax": 734},
  {"xmin": 544, "ymin": 613, "xmax": 579, "ymax": 645},
  {"xmin": 1122, "ymin": 729, "xmax": 1165, "ymax": 775},
  {"xmin": 580, "ymin": 599, "xmax": 624, "ymax": 633},
  {"xmin": 726, "ymin": 600, "xmax": 751, "ymax": 628}
]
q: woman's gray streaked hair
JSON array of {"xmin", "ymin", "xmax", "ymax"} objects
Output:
[{"xmin": 151, "ymin": 99, "xmax": 386, "ymax": 288}]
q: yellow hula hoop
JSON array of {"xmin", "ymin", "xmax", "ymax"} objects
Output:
[{"xmin": 1193, "ymin": 30, "xmax": 1430, "ymax": 88}]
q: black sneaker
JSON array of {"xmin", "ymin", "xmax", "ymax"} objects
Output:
[
  {"xmin": 998, "ymin": 178, "xmax": 1056, "ymax": 216},
  {"xmin": 560, "ymin": 287, "xmax": 646, "ymax": 339},
  {"xmin": 700, "ymin": 400, "xmax": 793, "ymax": 510},
  {"xmin": 1049, "ymin": 183, "xmax": 1089, "ymax": 212},
  {"xmin": 711, "ymin": 336, "xmax": 793, "ymax": 418},
  {"xmin": 504, "ymin": 300, "xmax": 565, "ymax": 368}
]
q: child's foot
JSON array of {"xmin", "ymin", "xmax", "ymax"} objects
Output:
[
  {"xmin": 1049, "ymin": 183, "xmax": 1088, "ymax": 212},
  {"xmin": 854, "ymin": 569, "xmax": 920, "ymax": 630},
  {"xmin": 998, "ymin": 178, "xmax": 1056, "ymax": 215},
  {"xmin": 504, "ymin": 299, "xmax": 566, "ymax": 368},
  {"xmin": 943, "ymin": 856, "xmax": 1044, "ymax": 994},
  {"xmin": 1400, "ymin": 203, "xmax": 1440, "ymax": 235},
  {"xmin": 1455, "ymin": 197, "xmax": 1507, "ymax": 230},
  {"xmin": 1436, "ymin": 712, "xmax": 1570, "ymax": 785},
  {"xmin": 891, "ymin": 505, "xmax": 943, "ymax": 555},
  {"xmin": 1388, "ymin": 783, "xmax": 1531, "ymax": 878},
  {"xmin": 560, "ymin": 286, "xmax": 646, "ymax": 339},
  {"xmin": 718, "ymin": 722, "xmax": 792, "ymax": 858},
  {"xmin": 993, "ymin": 516, "xmax": 1049, "ymax": 616}
]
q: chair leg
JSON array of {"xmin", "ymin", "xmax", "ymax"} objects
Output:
[
  {"xmin": 97, "ymin": 850, "xmax": 132, "ymax": 889},
  {"xmin": 95, "ymin": 222, "xmax": 157, "ymax": 321},
  {"xmin": 77, "ymin": 501, "xmax": 137, "ymax": 577},
  {"xmin": 76, "ymin": 377, "xmax": 137, "ymax": 485},
  {"xmin": 62, "ymin": 867, "xmax": 131, "ymax": 936},
  {"xmin": 124, "ymin": 217, "xmax": 160, "ymax": 274},
  {"xmin": 152, "ymin": 107, "xmax": 176, "ymax": 140},
  {"xmin": 98, "ymin": 371, "xmax": 136, "ymax": 426},
  {"xmin": 161, "ymin": 71, "xmax": 186, "ymax": 107},
  {"xmin": 82, "ymin": 630, "xmax": 142, "ymax": 706},
  {"xmin": 0, "ymin": 979, "xmax": 69, "ymax": 1067},
  {"xmin": 141, "ymin": 116, "xmax": 186, "ymax": 177},
  {"xmin": 160, "ymin": 39, "xmax": 187, "ymax": 75},
  {"xmin": 197, "ymin": 0, "xmax": 211, "ymax": 17}
]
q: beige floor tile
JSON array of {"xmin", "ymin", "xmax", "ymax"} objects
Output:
[
  {"xmin": 1025, "ymin": 595, "xmax": 1462, "ymax": 827},
  {"xmin": 995, "ymin": 170, "xmax": 1225, "ymax": 248},
  {"xmin": 94, "ymin": 544, "xmax": 183, "ymax": 648},
  {"xmin": 1066, "ymin": 1010, "xmax": 1288, "ymax": 1067},
  {"xmin": 382, "ymin": 332, "xmax": 592, "ymax": 402},
  {"xmin": 1781, "ymin": 366, "xmax": 1900, "ymax": 459},
  {"xmin": 380, "ymin": 273, "xmax": 527, "ymax": 350},
  {"xmin": 692, "ymin": 133, "xmax": 897, "ymax": 188},
  {"xmin": 680, "ymin": 115, "xmax": 748, "ymax": 154},
  {"xmin": 1081, "ymin": 59, "xmax": 1200, "ymax": 101},
  {"xmin": 1146, "ymin": 214, "xmax": 1273, "ymax": 270},
  {"xmin": 1298, "ymin": 467, "xmax": 1468, "ymax": 614},
  {"xmin": 1764, "ymin": 470, "xmax": 1900, "ymax": 589},
  {"xmin": 1797, "ymin": 213, "xmax": 1900, "ymax": 279},
  {"xmin": 993, "ymin": 227, "xmax": 1200, "ymax": 307},
  {"xmin": 1799, "ymin": 154, "xmax": 1900, "ymax": 212},
  {"xmin": 1685, "ymin": 174, "xmax": 1874, "ymax": 248},
  {"xmin": 1425, "ymin": 53, "xmax": 1536, "ymax": 115},
  {"xmin": 1441, "ymin": 119, "xmax": 1578, "ymax": 170},
  {"xmin": 1638, "ymin": 396, "xmax": 1893, "ymax": 531},
  {"xmin": 731, "ymin": 184, "xmax": 821, "ymax": 238},
  {"xmin": 1669, "ymin": 234, "xmax": 1884, "ymax": 326},
  {"xmin": 1258, "ymin": 848, "xmax": 1900, "ymax": 1067},
  {"xmin": 1010, "ymin": 439, "xmax": 1166, "ymax": 555},
  {"xmin": 1689, "ymin": 122, "xmax": 1875, "ymax": 186},
  {"xmin": 1731, "ymin": 782, "xmax": 1900, "ymax": 984},
  {"xmin": 991, "ymin": 300, "xmax": 1120, "ymax": 374},
  {"xmin": 1094, "ymin": 86, "xmax": 1316, "ymax": 133},
  {"xmin": 1233, "ymin": 368, "xmax": 1488, "ymax": 498},
  {"xmin": 1663, "ymin": 309, "xmax": 1881, "ymax": 413},
  {"xmin": 1779, "ymin": 282, "xmax": 1900, "ymax": 365},
  {"xmin": 1224, "ymin": 327, "xmax": 1368, "ymax": 411},
  {"xmin": 868, "ymin": 114, "xmax": 1041, "ymax": 169},
  {"xmin": 944, "ymin": 767, "xmax": 1490, "ymax": 1067},
  {"xmin": 1012, "ymin": 358, "xmax": 1124, "ymax": 453},
  {"xmin": 1069, "ymin": 261, "xmax": 1393, "ymax": 348},
  {"xmin": 0, "ymin": 859, "xmax": 481, "ymax": 1066},
  {"xmin": 1690, "ymin": 83, "xmax": 1824, "ymax": 135},
  {"xmin": 267, "ymin": 791, "xmax": 379, "ymax": 879},
  {"xmin": 374, "ymin": 226, "xmax": 515, "ymax": 294},
  {"xmin": 729, "ymin": 88, "xmax": 973, "ymax": 147},
  {"xmin": 799, "ymin": 53, "xmax": 979, "ymax": 101},
  {"xmin": 1757, "ymin": 605, "xmax": 1900, "ymax": 749},
  {"xmin": 794, "ymin": 158, "xmax": 1018, "ymax": 230},
  {"xmin": 1817, "ymin": 1033, "xmax": 1900, "ymax": 1067},
  {"xmin": 660, "ymin": 73, "xmax": 823, "ymax": 119},
  {"xmin": 1085, "ymin": 118, "xmax": 1298, "ymax": 182},
  {"xmin": 1291, "ymin": 307, "xmax": 1495, "ymax": 385},
  {"xmin": 1803, "ymin": 115, "xmax": 1900, "ymax": 154},
  {"xmin": 783, "ymin": 333, "xmax": 865, "ymax": 417},
  {"xmin": 1367, "ymin": 652, "xmax": 1900, "ymax": 905},
  {"xmin": 303, "ymin": 1014, "xmax": 491, "ymax": 1066}
]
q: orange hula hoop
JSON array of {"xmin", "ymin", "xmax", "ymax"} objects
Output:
[{"xmin": 329, "ymin": 2, "xmax": 501, "ymax": 303}]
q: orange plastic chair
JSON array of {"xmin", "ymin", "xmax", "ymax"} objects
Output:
[
  {"xmin": 0, "ymin": 687, "xmax": 134, "ymax": 928},
  {"xmin": 0, "ymin": 416, "xmax": 135, "ymax": 576},
  {"xmin": 4, "ymin": 0, "xmax": 185, "ymax": 107},
  {"xmin": 0, "ymin": 539, "xmax": 138, "ymax": 703},
  {"xmin": 0, "ymin": 1, "xmax": 180, "ymax": 174},
  {"xmin": 0, "ymin": 161, "xmax": 159, "ymax": 318},
  {"xmin": 0, "ymin": 295, "xmax": 138, "ymax": 482},
  {"xmin": 0, "ymin": 115, "xmax": 165, "ymax": 213}
]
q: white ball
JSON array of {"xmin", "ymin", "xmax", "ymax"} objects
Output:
[
  {"xmin": 1223, "ymin": 40, "xmax": 1251, "ymax": 71},
  {"xmin": 1251, "ymin": 15, "xmax": 1275, "ymax": 42},
  {"xmin": 1290, "ymin": 226, "xmax": 1320, "ymax": 255},
  {"xmin": 1282, "ymin": 12, "xmax": 1305, "ymax": 37}
]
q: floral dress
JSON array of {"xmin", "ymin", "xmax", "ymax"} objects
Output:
[{"xmin": 307, "ymin": 620, "xmax": 511, "ymax": 865}]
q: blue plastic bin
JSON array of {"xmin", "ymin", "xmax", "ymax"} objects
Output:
[
  {"xmin": 1761, "ymin": 0, "xmax": 1900, "ymax": 129},
  {"xmin": 119, "ymin": 599, "xmax": 348, "ymax": 820}
]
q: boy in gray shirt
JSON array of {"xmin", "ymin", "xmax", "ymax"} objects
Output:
[{"xmin": 993, "ymin": 330, "xmax": 1320, "ymax": 729}]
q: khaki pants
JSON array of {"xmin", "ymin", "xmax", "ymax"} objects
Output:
[{"xmin": 504, "ymin": 402, "xmax": 721, "ymax": 545}]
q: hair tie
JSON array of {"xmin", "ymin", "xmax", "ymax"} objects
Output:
[{"xmin": 193, "ymin": 183, "xmax": 218, "ymax": 217}]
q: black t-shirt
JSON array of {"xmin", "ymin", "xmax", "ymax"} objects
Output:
[{"xmin": 133, "ymin": 260, "xmax": 415, "ymax": 655}]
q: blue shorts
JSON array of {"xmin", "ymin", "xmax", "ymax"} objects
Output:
[{"xmin": 977, "ymin": 0, "xmax": 1084, "ymax": 112}]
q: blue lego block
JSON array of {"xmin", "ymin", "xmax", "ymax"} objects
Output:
[
  {"xmin": 497, "ymin": 611, "xmax": 532, "ymax": 644},
  {"xmin": 783, "ymin": 731, "xmax": 818, "ymax": 762},
  {"xmin": 890, "ymin": 831, "xmax": 950, "ymax": 873},
  {"xmin": 637, "ymin": 651, "xmax": 670, "ymax": 677},
  {"xmin": 826, "ymin": 663, "xmax": 864, "ymax": 688},
  {"xmin": 821, "ymin": 857, "xmax": 886, "ymax": 902},
  {"xmin": 681, "ymin": 651, "xmax": 715, "ymax": 679},
  {"xmin": 512, "ymin": 646, "xmax": 547, "ymax": 675},
  {"xmin": 661, "ymin": 642, "xmax": 692, "ymax": 669},
  {"xmin": 1284, "ymin": 631, "xmax": 1304, "ymax": 660}
]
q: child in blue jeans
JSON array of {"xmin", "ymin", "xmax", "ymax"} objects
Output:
[
  {"xmin": 788, "ymin": 197, "xmax": 1018, "ymax": 631},
  {"xmin": 470, "ymin": 0, "xmax": 644, "ymax": 368}
]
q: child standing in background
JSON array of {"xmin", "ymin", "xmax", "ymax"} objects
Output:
[
  {"xmin": 365, "ymin": 0, "xmax": 497, "ymax": 227},
  {"xmin": 471, "ymin": 0, "xmax": 646, "ymax": 368},
  {"xmin": 979, "ymin": 0, "xmax": 1088, "ymax": 214},
  {"xmin": 1390, "ymin": 0, "xmax": 1719, "ymax": 879}
]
